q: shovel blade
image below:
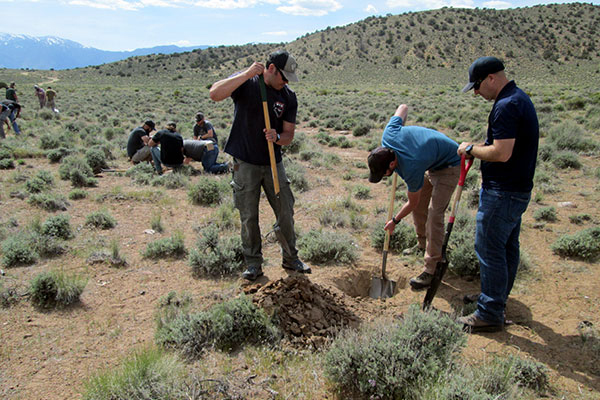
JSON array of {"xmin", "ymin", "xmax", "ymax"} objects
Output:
[{"xmin": 369, "ymin": 277, "xmax": 397, "ymax": 299}]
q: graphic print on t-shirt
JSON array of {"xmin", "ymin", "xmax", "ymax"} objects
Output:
[{"xmin": 273, "ymin": 101, "xmax": 285, "ymax": 118}]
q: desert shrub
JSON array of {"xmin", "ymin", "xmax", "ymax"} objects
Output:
[
  {"xmin": 298, "ymin": 229, "xmax": 358, "ymax": 264},
  {"xmin": 210, "ymin": 200, "xmax": 239, "ymax": 230},
  {"xmin": 537, "ymin": 143, "xmax": 555, "ymax": 162},
  {"xmin": 29, "ymin": 269, "xmax": 87, "ymax": 309},
  {"xmin": 85, "ymin": 147, "xmax": 109, "ymax": 174},
  {"xmin": 68, "ymin": 189, "xmax": 88, "ymax": 200},
  {"xmin": 152, "ymin": 172, "xmax": 189, "ymax": 189},
  {"xmin": 0, "ymin": 158, "xmax": 15, "ymax": 169},
  {"xmin": 150, "ymin": 214, "xmax": 164, "ymax": 233},
  {"xmin": 0, "ymin": 147, "xmax": 12, "ymax": 160},
  {"xmin": 552, "ymin": 151, "xmax": 582, "ymax": 169},
  {"xmin": 447, "ymin": 213, "xmax": 479, "ymax": 277},
  {"xmin": 155, "ymin": 294, "xmax": 279, "ymax": 357},
  {"xmin": 126, "ymin": 162, "xmax": 155, "ymax": 185},
  {"xmin": 25, "ymin": 170, "xmax": 54, "ymax": 193},
  {"xmin": 352, "ymin": 123, "xmax": 371, "ymax": 137},
  {"xmin": 82, "ymin": 346, "xmax": 187, "ymax": 400},
  {"xmin": 85, "ymin": 210, "xmax": 117, "ymax": 229},
  {"xmin": 353, "ymin": 184, "xmax": 371, "ymax": 199},
  {"xmin": 188, "ymin": 177, "xmax": 222, "ymax": 206},
  {"xmin": 284, "ymin": 159, "xmax": 309, "ymax": 192},
  {"xmin": 28, "ymin": 193, "xmax": 69, "ymax": 211},
  {"xmin": 39, "ymin": 134, "xmax": 61, "ymax": 150},
  {"xmin": 284, "ymin": 131, "xmax": 305, "ymax": 154},
  {"xmin": 476, "ymin": 355, "xmax": 549, "ymax": 396},
  {"xmin": 41, "ymin": 214, "xmax": 74, "ymax": 240},
  {"xmin": 324, "ymin": 305, "xmax": 466, "ymax": 400},
  {"xmin": 551, "ymin": 226, "xmax": 600, "ymax": 261},
  {"xmin": 188, "ymin": 225, "xmax": 244, "ymax": 277},
  {"xmin": 32, "ymin": 233, "xmax": 68, "ymax": 258},
  {"xmin": 577, "ymin": 322, "xmax": 600, "ymax": 374},
  {"xmin": 143, "ymin": 231, "xmax": 186, "ymax": 259},
  {"xmin": 46, "ymin": 147, "xmax": 73, "ymax": 163},
  {"xmin": 59, "ymin": 155, "xmax": 97, "ymax": 187},
  {"xmin": 569, "ymin": 213, "xmax": 592, "ymax": 225},
  {"xmin": 533, "ymin": 206, "xmax": 557, "ymax": 222},
  {"xmin": 154, "ymin": 291, "xmax": 193, "ymax": 333},
  {"xmin": 370, "ymin": 219, "xmax": 417, "ymax": 252},
  {"xmin": 0, "ymin": 284, "xmax": 19, "ymax": 308},
  {"xmin": 1, "ymin": 232, "xmax": 38, "ymax": 267},
  {"xmin": 548, "ymin": 121, "xmax": 597, "ymax": 152}
]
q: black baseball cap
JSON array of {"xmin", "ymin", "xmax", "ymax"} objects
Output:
[
  {"xmin": 267, "ymin": 50, "xmax": 299, "ymax": 82},
  {"xmin": 144, "ymin": 120, "xmax": 155, "ymax": 130},
  {"xmin": 367, "ymin": 147, "xmax": 396, "ymax": 183},
  {"xmin": 462, "ymin": 56, "xmax": 505, "ymax": 92}
]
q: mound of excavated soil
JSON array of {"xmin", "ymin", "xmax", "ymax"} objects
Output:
[{"xmin": 244, "ymin": 275, "xmax": 360, "ymax": 348}]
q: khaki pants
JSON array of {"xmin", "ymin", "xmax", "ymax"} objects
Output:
[
  {"xmin": 131, "ymin": 146, "xmax": 152, "ymax": 163},
  {"xmin": 411, "ymin": 165, "xmax": 460, "ymax": 274}
]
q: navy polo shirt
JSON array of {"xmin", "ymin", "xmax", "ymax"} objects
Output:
[{"xmin": 481, "ymin": 81, "xmax": 539, "ymax": 192}]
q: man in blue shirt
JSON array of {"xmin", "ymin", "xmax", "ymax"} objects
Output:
[
  {"xmin": 457, "ymin": 56, "xmax": 539, "ymax": 333},
  {"xmin": 368, "ymin": 103, "xmax": 461, "ymax": 290}
]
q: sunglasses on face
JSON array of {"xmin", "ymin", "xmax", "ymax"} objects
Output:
[
  {"xmin": 473, "ymin": 75, "xmax": 488, "ymax": 90},
  {"xmin": 276, "ymin": 67, "xmax": 288, "ymax": 82}
]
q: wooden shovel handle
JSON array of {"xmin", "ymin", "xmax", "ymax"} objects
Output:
[{"xmin": 259, "ymin": 75, "xmax": 280, "ymax": 195}]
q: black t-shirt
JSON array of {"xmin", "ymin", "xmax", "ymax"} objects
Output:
[
  {"xmin": 1, "ymin": 99, "xmax": 20, "ymax": 111},
  {"xmin": 183, "ymin": 139, "xmax": 208, "ymax": 161},
  {"xmin": 193, "ymin": 121, "xmax": 218, "ymax": 145},
  {"xmin": 481, "ymin": 81, "xmax": 539, "ymax": 192},
  {"xmin": 152, "ymin": 130, "xmax": 184, "ymax": 165},
  {"xmin": 126, "ymin": 126, "xmax": 148, "ymax": 158},
  {"xmin": 224, "ymin": 75, "xmax": 297, "ymax": 165}
]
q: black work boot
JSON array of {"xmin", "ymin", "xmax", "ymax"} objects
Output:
[{"xmin": 241, "ymin": 265, "xmax": 263, "ymax": 281}]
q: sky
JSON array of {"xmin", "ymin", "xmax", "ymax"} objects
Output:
[{"xmin": 1, "ymin": 0, "xmax": 598, "ymax": 51}]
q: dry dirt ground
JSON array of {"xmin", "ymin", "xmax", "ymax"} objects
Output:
[{"xmin": 0, "ymin": 132, "xmax": 599, "ymax": 399}]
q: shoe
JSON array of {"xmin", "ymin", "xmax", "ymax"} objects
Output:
[
  {"xmin": 282, "ymin": 259, "xmax": 311, "ymax": 274},
  {"xmin": 463, "ymin": 293, "xmax": 480, "ymax": 304},
  {"xmin": 409, "ymin": 271, "xmax": 433, "ymax": 290},
  {"xmin": 242, "ymin": 265, "xmax": 263, "ymax": 281},
  {"xmin": 403, "ymin": 244, "xmax": 425, "ymax": 256},
  {"xmin": 457, "ymin": 312, "xmax": 503, "ymax": 333}
]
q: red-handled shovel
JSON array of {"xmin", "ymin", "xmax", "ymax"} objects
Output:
[{"xmin": 423, "ymin": 155, "xmax": 473, "ymax": 310}]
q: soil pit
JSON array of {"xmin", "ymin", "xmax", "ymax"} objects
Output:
[
  {"xmin": 332, "ymin": 268, "xmax": 409, "ymax": 298},
  {"xmin": 244, "ymin": 275, "xmax": 360, "ymax": 348}
]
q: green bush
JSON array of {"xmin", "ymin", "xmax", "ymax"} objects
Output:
[
  {"xmin": 25, "ymin": 170, "xmax": 54, "ymax": 193},
  {"xmin": 152, "ymin": 172, "xmax": 189, "ymax": 189},
  {"xmin": 548, "ymin": 120, "xmax": 596, "ymax": 153},
  {"xmin": 42, "ymin": 214, "xmax": 74, "ymax": 240},
  {"xmin": 28, "ymin": 193, "xmax": 69, "ymax": 211},
  {"xmin": 68, "ymin": 189, "xmax": 88, "ymax": 200},
  {"xmin": 59, "ymin": 155, "xmax": 97, "ymax": 187},
  {"xmin": 0, "ymin": 284, "xmax": 19, "ymax": 308},
  {"xmin": 353, "ymin": 184, "xmax": 371, "ymax": 199},
  {"xmin": 1, "ymin": 232, "xmax": 38, "ymax": 267},
  {"xmin": 537, "ymin": 143, "xmax": 555, "ymax": 162},
  {"xmin": 552, "ymin": 151, "xmax": 582, "ymax": 169},
  {"xmin": 188, "ymin": 177, "xmax": 222, "ymax": 206},
  {"xmin": 155, "ymin": 294, "xmax": 279, "ymax": 357},
  {"xmin": 370, "ymin": 219, "xmax": 417, "ymax": 252},
  {"xmin": 352, "ymin": 123, "xmax": 371, "ymax": 137},
  {"xmin": 284, "ymin": 159, "xmax": 309, "ymax": 192},
  {"xmin": 188, "ymin": 225, "xmax": 244, "ymax": 277},
  {"xmin": 533, "ymin": 206, "xmax": 557, "ymax": 222},
  {"xmin": 324, "ymin": 305, "xmax": 466, "ymax": 399},
  {"xmin": 551, "ymin": 226, "xmax": 600, "ymax": 261},
  {"xmin": 143, "ymin": 231, "xmax": 187, "ymax": 259},
  {"xmin": 0, "ymin": 158, "xmax": 15, "ymax": 169},
  {"xmin": 29, "ymin": 269, "xmax": 87, "ymax": 309},
  {"xmin": 39, "ymin": 134, "xmax": 62, "ymax": 150},
  {"xmin": 150, "ymin": 214, "xmax": 164, "ymax": 233},
  {"xmin": 0, "ymin": 147, "xmax": 13, "ymax": 160},
  {"xmin": 569, "ymin": 213, "xmax": 592, "ymax": 225},
  {"xmin": 284, "ymin": 131, "xmax": 305, "ymax": 154},
  {"xmin": 82, "ymin": 346, "xmax": 187, "ymax": 400},
  {"xmin": 577, "ymin": 322, "xmax": 600, "ymax": 375},
  {"xmin": 298, "ymin": 229, "xmax": 359, "ymax": 264},
  {"xmin": 46, "ymin": 147, "xmax": 73, "ymax": 163},
  {"xmin": 85, "ymin": 210, "xmax": 117, "ymax": 229},
  {"xmin": 85, "ymin": 147, "xmax": 109, "ymax": 174},
  {"xmin": 126, "ymin": 162, "xmax": 155, "ymax": 186}
]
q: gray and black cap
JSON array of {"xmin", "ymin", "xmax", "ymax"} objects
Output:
[{"xmin": 462, "ymin": 56, "xmax": 505, "ymax": 92}]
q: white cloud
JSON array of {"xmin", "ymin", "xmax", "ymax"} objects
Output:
[
  {"xmin": 387, "ymin": 0, "xmax": 475, "ymax": 9},
  {"xmin": 277, "ymin": 0, "xmax": 342, "ymax": 16},
  {"xmin": 482, "ymin": 0, "xmax": 512, "ymax": 9},
  {"xmin": 262, "ymin": 30, "xmax": 287, "ymax": 36},
  {"xmin": 193, "ymin": 0, "xmax": 279, "ymax": 8},
  {"xmin": 68, "ymin": 0, "xmax": 142, "ymax": 11},
  {"xmin": 364, "ymin": 4, "xmax": 377, "ymax": 13}
]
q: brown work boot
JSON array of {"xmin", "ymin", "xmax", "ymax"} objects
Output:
[
  {"xmin": 457, "ymin": 312, "xmax": 503, "ymax": 333},
  {"xmin": 409, "ymin": 271, "xmax": 433, "ymax": 290}
]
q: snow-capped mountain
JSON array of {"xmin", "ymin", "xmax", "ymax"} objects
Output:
[{"xmin": 0, "ymin": 33, "xmax": 207, "ymax": 70}]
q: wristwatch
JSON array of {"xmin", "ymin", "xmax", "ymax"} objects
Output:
[
  {"xmin": 392, "ymin": 216, "xmax": 400, "ymax": 224},
  {"xmin": 465, "ymin": 144, "xmax": 474, "ymax": 156},
  {"xmin": 276, "ymin": 133, "xmax": 281, "ymax": 143}
]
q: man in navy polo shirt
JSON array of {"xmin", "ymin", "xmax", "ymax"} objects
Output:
[{"xmin": 457, "ymin": 57, "xmax": 539, "ymax": 333}]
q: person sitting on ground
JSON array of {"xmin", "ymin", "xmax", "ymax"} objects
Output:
[
  {"xmin": 34, "ymin": 85, "xmax": 46, "ymax": 109},
  {"xmin": 126, "ymin": 120, "xmax": 155, "ymax": 164},
  {"xmin": 182, "ymin": 139, "xmax": 229, "ymax": 174},
  {"xmin": 193, "ymin": 112, "xmax": 218, "ymax": 145},
  {"xmin": 149, "ymin": 121, "xmax": 184, "ymax": 174},
  {"xmin": 0, "ymin": 100, "xmax": 22, "ymax": 137},
  {"xmin": 367, "ymin": 103, "xmax": 461, "ymax": 291},
  {"xmin": 46, "ymin": 86, "xmax": 58, "ymax": 113}
]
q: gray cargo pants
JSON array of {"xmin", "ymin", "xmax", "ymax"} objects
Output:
[{"xmin": 231, "ymin": 158, "xmax": 298, "ymax": 267}]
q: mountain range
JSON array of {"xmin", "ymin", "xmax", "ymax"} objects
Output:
[{"xmin": 0, "ymin": 33, "xmax": 209, "ymax": 70}]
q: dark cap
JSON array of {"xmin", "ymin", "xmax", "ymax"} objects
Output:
[
  {"xmin": 462, "ymin": 56, "xmax": 505, "ymax": 93},
  {"xmin": 167, "ymin": 121, "xmax": 177, "ymax": 129},
  {"xmin": 367, "ymin": 147, "xmax": 396, "ymax": 183},
  {"xmin": 267, "ymin": 50, "xmax": 298, "ymax": 82},
  {"xmin": 195, "ymin": 112, "xmax": 204, "ymax": 122},
  {"xmin": 144, "ymin": 120, "xmax": 155, "ymax": 130}
]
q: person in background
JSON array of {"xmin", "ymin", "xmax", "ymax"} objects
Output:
[
  {"xmin": 367, "ymin": 103, "xmax": 460, "ymax": 291},
  {"xmin": 126, "ymin": 120, "xmax": 155, "ymax": 164},
  {"xmin": 183, "ymin": 139, "xmax": 229, "ymax": 174},
  {"xmin": 46, "ymin": 86, "xmax": 58, "ymax": 113},
  {"xmin": 193, "ymin": 112, "xmax": 218, "ymax": 145},
  {"xmin": 149, "ymin": 121, "xmax": 184, "ymax": 175},
  {"xmin": 456, "ymin": 56, "xmax": 539, "ymax": 333},
  {"xmin": 5, "ymin": 82, "xmax": 18, "ymax": 102},
  {"xmin": 34, "ymin": 85, "xmax": 46, "ymax": 109},
  {"xmin": 209, "ymin": 49, "xmax": 311, "ymax": 281},
  {"xmin": 0, "ymin": 100, "xmax": 22, "ymax": 136},
  {"xmin": 0, "ymin": 102, "xmax": 12, "ymax": 139}
]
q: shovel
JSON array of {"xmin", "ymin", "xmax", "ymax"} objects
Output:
[
  {"xmin": 258, "ymin": 75, "xmax": 291, "ymax": 255},
  {"xmin": 370, "ymin": 173, "xmax": 398, "ymax": 299},
  {"xmin": 423, "ymin": 155, "xmax": 473, "ymax": 310}
]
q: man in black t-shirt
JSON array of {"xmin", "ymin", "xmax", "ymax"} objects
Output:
[
  {"xmin": 149, "ymin": 122, "xmax": 184, "ymax": 174},
  {"xmin": 0, "ymin": 100, "xmax": 21, "ymax": 137},
  {"xmin": 210, "ymin": 49, "xmax": 311, "ymax": 281},
  {"xmin": 126, "ymin": 120, "xmax": 155, "ymax": 163},
  {"xmin": 193, "ymin": 112, "xmax": 218, "ymax": 145},
  {"xmin": 183, "ymin": 139, "xmax": 229, "ymax": 174}
]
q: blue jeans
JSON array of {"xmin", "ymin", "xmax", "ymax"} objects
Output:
[
  {"xmin": 150, "ymin": 146, "xmax": 181, "ymax": 174},
  {"xmin": 8, "ymin": 109, "xmax": 21, "ymax": 135},
  {"xmin": 202, "ymin": 145, "xmax": 228, "ymax": 174},
  {"xmin": 475, "ymin": 188, "xmax": 530, "ymax": 324}
]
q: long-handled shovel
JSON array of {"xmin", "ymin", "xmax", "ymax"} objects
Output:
[
  {"xmin": 370, "ymin": 173, "xmax": 398, "ymax": 299},
  {"xmin": 423, "ymin": 155, "xmax": 473, "ymax": 310},
  {"xmin": 258, "ymin": 75, "xmax": 291, "ymax": 255}
]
